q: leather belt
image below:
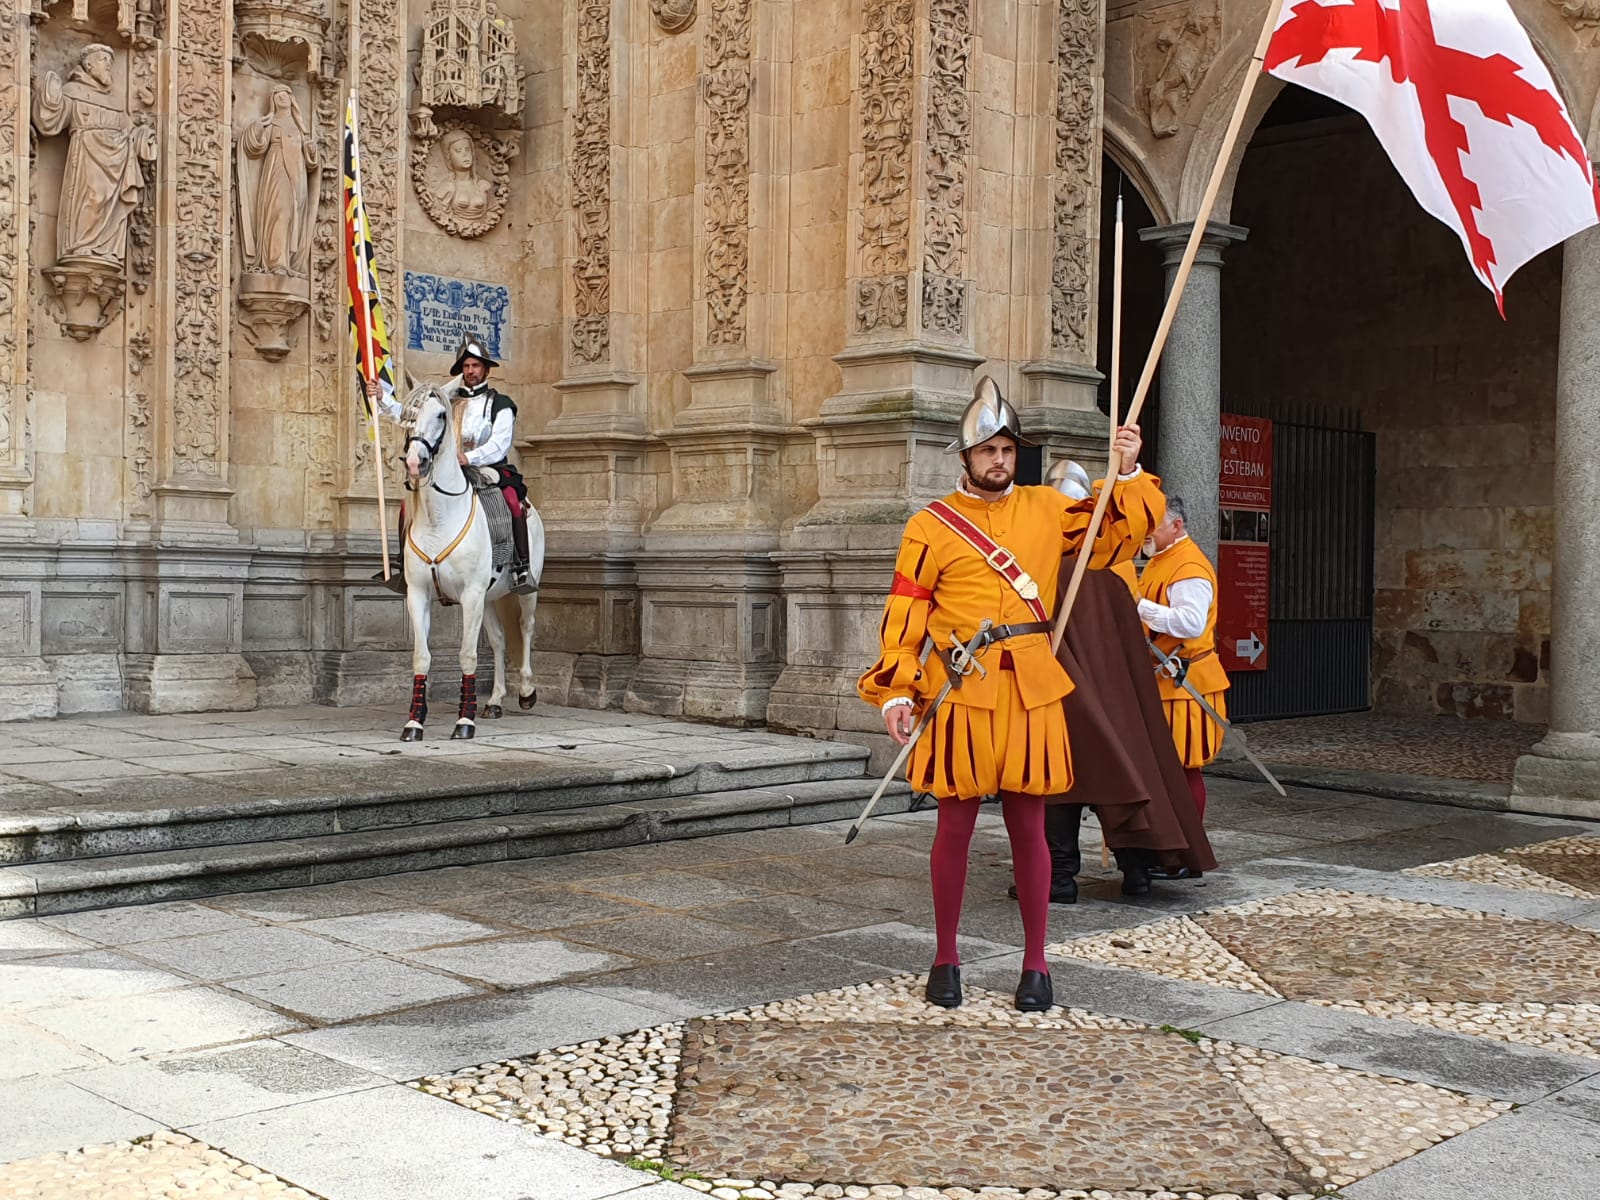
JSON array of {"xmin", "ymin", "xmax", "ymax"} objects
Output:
[{"xmin": 935, "ymin": 621, "xmax": 1052, "ymax": 677}]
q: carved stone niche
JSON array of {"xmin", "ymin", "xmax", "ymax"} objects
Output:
[
  {"xmin": 235, "ymin": 0, "xmax": 331, "ymax": 79},
  {"xmin": 410, "ymin": 0, "xmax": 524, "ymax": 140},
  {"xmin": 234, "ymin": 82, "xmax": 319, "ymax": 358}
]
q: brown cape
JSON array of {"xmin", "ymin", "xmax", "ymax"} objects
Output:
[{"xmin": 1050, "ymin": 557, "xmax": 1217, "ymax": 873}]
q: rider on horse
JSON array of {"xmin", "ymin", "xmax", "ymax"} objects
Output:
[{"xmin": 368, "ymin": 334, "xmax": 537, "ymax": 595}]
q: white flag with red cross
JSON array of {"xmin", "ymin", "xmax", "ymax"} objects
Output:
[{"xmin": 1264, "ymin": 0, "xmax": 1600, "ymax": 312}]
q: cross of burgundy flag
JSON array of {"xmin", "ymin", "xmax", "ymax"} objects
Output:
[{"xmin": 1265, "ymin": 0, "xmax": 1600, "ymax": 312}]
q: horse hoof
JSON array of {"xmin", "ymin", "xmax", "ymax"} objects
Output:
[
  {"xmin": 451, "ymin": 721, "xmax": 476, "ymax": 740},
  {"xmin": 482, "ymin": 705, "xmax": 502, "ymax": 720},
  {"xmin": 400, "ymin": 725, "xmax": 424, "ymax": 743},
  {"xmin": 518, "ymin": 690, "xmax": 537, "ymax": 710}
]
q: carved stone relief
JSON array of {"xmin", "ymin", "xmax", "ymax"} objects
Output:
[
  {"xmin": 1139, "ymin": 0, "xmax": 1219, "ymax": 139},
  {"xmin": 855, "ymin": 0, "xmax": 913, "ymax": 335},
  {"xmin": 1549, "ymin": 0, "xmax": 1600, "ymax": 40},
  {"xmin": 411, "ymin": 119, "xmax": 512, "ymax": 238},
  {"xmin": 172, "ymin": 1, "xmax": 229, "ymax": 480},
  {"xmin": 921, "ymin": 0, "xmax": 971, "ymax": 339},
  {"xmin": 307, "ymin": 60, "xmax": 342, "ymax": 525},
  {"xmin": 30, "ymin": 42, "xmax": 156, "ymax": 338},
  {"xmin": 236, "ymin": 83, "xmax": 319, "ymax": 359},
  {"xmin": 651, "ymin": 0, "xmax": 696, "ymax": 33},
  {"xmin": 0, "ymin": 3, "xmax": 23, "ymax": 461},
  {"xmin": 569, "ymin": 0, "xmax": 611, "ymax": 366},
  {"xmin": 1051, "ymin": 0, "xmax": 1101, "ymax": 357},
  {"xmin": 413, "ymin": 0, "xmax": 522, "ymax": 129},
  {"xmin": 701, "ymin": 0, "xmax": 752, "ymax": 348}
]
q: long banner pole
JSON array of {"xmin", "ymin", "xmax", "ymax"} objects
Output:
[
  {"xmin": 348, "ymin": 0, "xmax": 392, "ymax": 581},
  {"xmin": 1051, "ymin": 0, "xmax": 1288, "ymax": 653}
]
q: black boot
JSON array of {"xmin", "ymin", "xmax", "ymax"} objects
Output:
[
  {"xmin": 1114, "ymin": 847, "xmax": 1152, "ymax": 896},
  {"xmin": 1015, "ymin": 969, "xmax": 1053, "ymax": 1012},
  {"xmin": 509, "ymin": 512, "xmax": 537, "ymax": 595},
  {"xmin": 371, "ymin": 510, "xmax": 407, "ymax": 593},
  {"xmin": 1009, "ymin": 804, "xmax": 1081, "ymax": 904},
  {"xmin": 924, "ymin": 963, "xmax": 962, "ymax": 1008}
]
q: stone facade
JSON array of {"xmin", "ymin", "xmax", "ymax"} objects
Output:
[{"xmin": 3, "ymin": 0, "xmax": 1600, "ymax": 814}]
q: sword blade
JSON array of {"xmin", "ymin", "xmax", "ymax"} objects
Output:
[
  {"xmin": 844, "ymin": 684, "xmax": 949, "ymax": 844},
  {"xmin": 1147, "ymin": 640, "xmax": 1287, "ymax": 797}
]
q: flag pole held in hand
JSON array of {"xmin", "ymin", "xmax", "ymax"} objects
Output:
[{"xmin": 1052, "ymin": 0, "xmax": 1289, "ymax": 655}]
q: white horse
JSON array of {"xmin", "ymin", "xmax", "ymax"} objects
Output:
[{"xmin": 395, "ymin": 382, "xmax": 544, "ymax": 741}]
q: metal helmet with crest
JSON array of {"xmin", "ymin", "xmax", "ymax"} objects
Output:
[
  {"xmin": 945, "ymin": 376, "xmax": 1037, "ymax": 454},
  {"xmin": 449, "ymin": 333, "xmax": 500, "ymax": 377},
  {"xmin": 1044, "ymin": 458, "xmax": 1093, "ymax": 500}
]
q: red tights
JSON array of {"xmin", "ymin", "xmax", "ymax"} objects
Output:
[
  {"xmin": 931, "ymin": 794, "xmax": 1051, "ymax": 974},
  {"xmin": 1185, "ymin": 767, "xmax": 1207, "ymax": 821},
  {"xmin": 501, "ymin": 486, "xmax": 522, "ymax": 518}
]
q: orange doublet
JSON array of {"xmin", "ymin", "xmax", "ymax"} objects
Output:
[
  {"xmin": 859, "ymin": 474, "xmax": 1164, "ymax": 800},
  {"xmin": 1139, "ymin": 538, "xmax": 1230, "ymax": 768}
]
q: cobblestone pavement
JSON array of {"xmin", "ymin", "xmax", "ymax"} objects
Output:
[
  {"xmin": 1241, "ymin": 712, "xmax": 1542, "ymax": 783},
  {"xmin": 2, "ymin": 764, "xmax": 1599, "ymax": 1199}
]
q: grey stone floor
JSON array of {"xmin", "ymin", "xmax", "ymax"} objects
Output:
[{"xmin": 1, "ymin": 766, "xmax": 1598, "ymax": 1198}]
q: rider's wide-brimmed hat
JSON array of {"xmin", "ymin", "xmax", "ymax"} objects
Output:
[
  {"xmin": 449, "ymin": 334, "xmax": 500, "ymax": 376},
  {"xmin": 945, "ymin": 376, "xmax": 1037, "ymax": 454}
]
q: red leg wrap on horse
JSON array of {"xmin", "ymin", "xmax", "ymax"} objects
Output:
[
  {"xmin": 460, "ymin": 673, "xmax": 477, "ymax": 721},
  {"xmin": 1002, "ymin": 794, "xmax": 1052, "ymax": 973},
  {"xmin": 408, "ymin": 674, "xmax": 427, "ymax": 722},
  {"xmin": 1185, "ymin": 767, "xmax": 1207, "ymax": 821},
  {"xmin": 930, "ymin": 797, "xmax": 980, "ymax": 967}
]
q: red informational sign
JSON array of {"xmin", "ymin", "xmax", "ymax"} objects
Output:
[{"xmin": 1218, "ymin": 414, "xmax": 1272, "ymax": 672}]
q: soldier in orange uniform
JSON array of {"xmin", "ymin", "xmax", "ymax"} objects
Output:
[
  {"xmin": 858, "ymin": 379, "xmax": 1161, "ymax": 1014},
  {"xmin": 1137, "ymin": 494, "xmax": 1230, "ymax": 847}
]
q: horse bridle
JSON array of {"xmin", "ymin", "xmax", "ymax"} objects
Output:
[{"xmin": 403, "ymin": 402, "xmax": 469, "ymax": 497}]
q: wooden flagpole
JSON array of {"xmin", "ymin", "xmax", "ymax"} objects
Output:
[
  {"xmin": 349, "ymin": 0, "xmax": 392, "ymax": 581},
  {"xmin": 1051, "ymin": 0, "xmax": 1288, "ymax": 653},
  {"xmin": 1101, "ymin": 184, "xmax": 1125, "ymax": 874}
]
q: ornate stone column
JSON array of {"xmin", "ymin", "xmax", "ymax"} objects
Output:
[
  {"xmin": 522, "ymin": 0, "xmax": 650, "ymax": 709},
  {"xmin": 770, "ymin": 0, "xmax": 979, "ymax": 744},
  {"xmin": 1138, "ymin": 219, "xmax": 1246, "ymax": 562},
  {"xmin": 1021, "ymin": 0, "xmax": 1112, "ymax": 471},
  {"xmin": 1512, "ymin": 218, "xmax": 1600, "ymax": 816},
  {"xmin": 0, "ymin": 0, "xmax": 28, "ymax": 521},
  {"xmin": 629, "ymin": 0, "xmax": 784, "ymax": 722}
]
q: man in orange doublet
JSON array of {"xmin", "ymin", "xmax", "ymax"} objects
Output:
[
  {"xmin": 1137, "ymin": 494, "xmax": 1230, "ymax": 839},
  {"xmin": 858, "ymin": 379, "xmax": 1162, "ymax": 1014}
]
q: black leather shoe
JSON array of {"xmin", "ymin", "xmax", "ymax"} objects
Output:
[
  {"xmin": 1015, "ymin": 969, "xmax": 1053, "ymax": 1012},
  {"xmin": 1008, "ymin": 880, "xmax": 1078, "ymax": 905},
  {"xmin": 924, "ymin": 963, "xmax": 962, "ymax": 1008},
  {"xmin": 1148, "ymin": 866, "xmax": 1204, "ymax": 881}
]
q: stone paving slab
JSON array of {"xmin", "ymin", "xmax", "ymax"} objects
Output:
[{"xmin": 0, "ymin": 1076, "xmax": 162, "ymax": 1164}]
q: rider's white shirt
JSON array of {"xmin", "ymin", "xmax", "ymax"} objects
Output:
[{"xmin": 379, "ymin": 382, "xmax": 514, "ymax": 469}]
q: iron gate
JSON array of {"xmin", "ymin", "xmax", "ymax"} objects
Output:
[{"xmin": 1228, "ymin": 418, "xmax": 1376, "ymax": 721}]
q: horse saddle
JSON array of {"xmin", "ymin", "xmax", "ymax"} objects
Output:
[{"xmin": 464, "ymin": 467, "xmax": 516, "ymax": 573}]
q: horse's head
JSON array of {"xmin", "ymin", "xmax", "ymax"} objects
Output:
[{"xmin": 401, "ymin": 383, "xmax": 456, "ymax": 483}]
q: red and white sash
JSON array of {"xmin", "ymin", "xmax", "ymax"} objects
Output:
[{"xmin": 924, "ymin": 500, "xmax": 1049, "ymax": 622}]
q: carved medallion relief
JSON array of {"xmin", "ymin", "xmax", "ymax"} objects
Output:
[
  {"xmin": 651, "ymin": 0, "xmax": 697, "ymax": 33},
  {"xmin": 411, "ymin": 120, "xmax": 512, "ymax": 238}
]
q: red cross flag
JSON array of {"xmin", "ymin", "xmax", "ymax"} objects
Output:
[{"xmin": 1265, "ymin": 0, "xmax": 1600, "ymax": 312}]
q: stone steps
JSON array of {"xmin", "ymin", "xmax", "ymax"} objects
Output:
[{"xmin": 0, "ymin": 755, "xmax": 911, "ymax": 918}]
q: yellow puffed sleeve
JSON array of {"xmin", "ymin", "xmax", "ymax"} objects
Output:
[
  {"xmin": 857, "ymin": 534, "xmax": 940, "ymax": 709},
  {"xmin": 1064, "ymin": 469, "xmax": 1166, "ymax": 568}
]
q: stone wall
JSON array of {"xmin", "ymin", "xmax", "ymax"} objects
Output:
[{"xmin": 1224, "ymin": 117, "xmax": 1559, "ymax": 724}]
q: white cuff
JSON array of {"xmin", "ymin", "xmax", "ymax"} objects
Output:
[
  {"xmin": 1117, "ymin": 463, "xmax": 1143, "ymax": 481},
  {"xmin": 881, "ymin": 697, "xmax": 914, "ymax": 713}
]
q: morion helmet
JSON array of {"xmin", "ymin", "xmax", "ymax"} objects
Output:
[
  {"xmin": 945, "ymin": 376, "xmax": 1037, "ymax": 454},
  {"xmin": 449, "ymin": 333, "xmax": 500, "ymax": 376},
  {"xmin": 1045, "ymin": 458, "xmax": 1093, "ymax": 500}
]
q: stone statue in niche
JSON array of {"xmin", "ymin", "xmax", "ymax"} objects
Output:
[
  {"xmin": 1141, "ymin": 0, "xmax": 1219, "ymax": 139},
  {"xmin": 649, "ymin": 0, "xmax": 696, "ymax": 33},
  {"xmin": 411, "ymin": 119, "xmax": 512, "ymax": 238},
  {"xmin": 32, "ymin": 42, "xmax": 156, "ymax": 336},
  {"xmin": 237, "ymin": 85, "xmax": 318, "ymax": 277}
]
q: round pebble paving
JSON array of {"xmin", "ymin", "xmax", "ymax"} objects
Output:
[
  {"xmin": 0, "ymin": 1130, "xmax": 318, "ymax": 1199},
  {"xmin": 414, "ymin": 972, "xmax": 1509, "ymax": 1196},
  {"xmin": 1406, "ymin": 835, "xmax": 1600, "ymax": 898},
  {"xmin": 1050, "ymin": 888, "xmax": 1600, "ymax": 1060}
]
